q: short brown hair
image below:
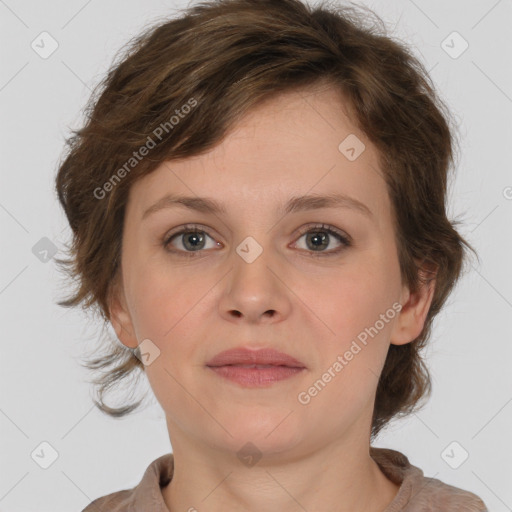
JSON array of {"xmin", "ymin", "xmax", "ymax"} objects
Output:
[{"xmin": 54, "ymin": 0, "xmax": 477, "ymax": 439}]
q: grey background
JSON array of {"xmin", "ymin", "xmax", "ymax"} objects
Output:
[{"xmin": 1, "ymin": 0, "xmax": 511, "ymax": 510}]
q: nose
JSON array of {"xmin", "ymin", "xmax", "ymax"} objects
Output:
[{"xmin": 217, "ymin": 241, "xmax": 293, "ymax": 324}]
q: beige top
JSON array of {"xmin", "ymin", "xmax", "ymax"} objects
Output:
[{"xmin": 82, "ymin": 446, "xmax": 488, "ymax": 511}]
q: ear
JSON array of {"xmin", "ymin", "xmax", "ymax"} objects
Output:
[
  {"xmin": 108, "ymin": 273, "xmax": 139, "ymax": 349},
  {"xmin": 390, "ymin": 261, "xmax": 437, "ymax": 346}
]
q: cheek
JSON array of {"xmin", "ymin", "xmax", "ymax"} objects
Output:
[
  {"xmin": 295, "ymin": 264, "xmax": 399, "ymax": 426},
  {"xmin": 127, "ymin": 260, "xmax": 204, "ymax": 342},
  {"xmin": 131, "ymin": 267, "xmax": 207, "ymax": 415},
  {"xmin": 300, "ymin": 253, "xmax": 400, "ymax": 346},
  {"xmin": 296, "ymin": 251, "xmax": 401, "ymax": 415}
]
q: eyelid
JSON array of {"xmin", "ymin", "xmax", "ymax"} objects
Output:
[
  {"xmin": 294, "ymin": 223, "xmax": 351, "ymax": 243},
  {"xmin": 164, "ymin": 223, "xmax": 220, "ymax": 242}
]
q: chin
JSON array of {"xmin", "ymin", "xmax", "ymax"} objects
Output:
[{"xmin": 214, "ymin": 418, "xmax": 304, "ymax": 453}]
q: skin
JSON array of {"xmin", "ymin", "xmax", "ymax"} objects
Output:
[{"xmin": 109, "ymin": 83, "xmax": 435, "ymax": 512}]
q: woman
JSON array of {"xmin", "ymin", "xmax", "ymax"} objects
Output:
[{"xmin": 54, "ymin": 0, "xmax": 488, "ymax": 510}]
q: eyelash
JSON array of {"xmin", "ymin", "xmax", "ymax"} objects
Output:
[{"xmin": 162, "ymin": 223, "xmax": 351, "ymax": 259}]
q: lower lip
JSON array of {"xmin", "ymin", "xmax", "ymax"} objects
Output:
[{"xmin": 206, "ymin": 365, "xmax": 305, "ymax": 387}]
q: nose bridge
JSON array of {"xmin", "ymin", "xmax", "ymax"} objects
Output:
[
  {"xmin": 231, "ymin": 232, "xmax": 277, "ymax": 290},
  {"xmin": 228, "ymin": 203, "xmax": 277, "ymax": 268}
]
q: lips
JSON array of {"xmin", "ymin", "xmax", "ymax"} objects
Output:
[{"xmin": 206, "ymin": 347, "xmax": 306, "ymax": 368}]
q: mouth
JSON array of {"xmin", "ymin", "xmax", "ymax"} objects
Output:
[
  {"xmin": 205, "ymin": 347, "xmax": 306, "ymax": 387},
  {"xmin": 205, "ymin": 347, "xmax": 306, "ymax": 369},
  {"xmin": 206, "ymin": 364, "xmax": 305, "ymax": 387},
  {"xmin": 216, "ymin": 364, "xmax": 299, "ymax": 368}
]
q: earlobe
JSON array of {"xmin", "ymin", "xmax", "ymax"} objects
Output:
[
  {"xmin": 390, "ymin": 265, "xmax": 437, "ymax": 346},
  {"xmin": 108, "ymin": 278, "xmax": 139, "ymax": 349}
]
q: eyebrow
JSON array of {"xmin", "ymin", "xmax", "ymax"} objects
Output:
[{"xmin": 141, "ymin": 192, "xmax": 374, "ymax": 221}]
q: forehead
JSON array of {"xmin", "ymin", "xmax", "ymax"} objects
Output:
[{"xmin": 127, "ymin": 85, "xmax": 390, "ymax": 226}]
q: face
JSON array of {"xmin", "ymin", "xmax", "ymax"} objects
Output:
[{"xmin": 110, "ymin": 84, "xmax": 433, "ymax": 459}]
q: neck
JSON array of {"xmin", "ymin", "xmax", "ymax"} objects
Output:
[{"xmin": 162, "ymin": 429, "xmax": 399, "ymax": 512}]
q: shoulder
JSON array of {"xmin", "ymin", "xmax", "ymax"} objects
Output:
[
  {"xmin": 80, "ymin": 453, "xmax": 174, "ymax": 511},
  {"xmin": 409, "ymin": 475, "xmax": 488, "ymax": 511},
  {"xmin": 81, "ymin": 490, "xmax": 133, "ymax": 511},
  {"xmin": 370, "ymin": 446, "xmax": 488, "ymax": 512}
]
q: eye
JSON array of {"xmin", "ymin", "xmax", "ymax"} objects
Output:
[
  {"xmin": 163, "ymin": 224, "xmax": 220, "ymax": 257},
  {"xmin": 293, "ymin": 223, "xmax": 351, "ymax": 257},
  {"xmin": 162, "ymin": 223, "xmax": 351, "ymax": 258}
]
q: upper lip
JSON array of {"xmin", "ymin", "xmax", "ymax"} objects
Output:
[{"xmin": 206, "ymin": 347, "xmax": 306, "ymax": 368}]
